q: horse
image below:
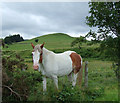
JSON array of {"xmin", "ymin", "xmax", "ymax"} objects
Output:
[{"xmin": 31, "ymin": 43, "xmax": 83, "ymax": 91}]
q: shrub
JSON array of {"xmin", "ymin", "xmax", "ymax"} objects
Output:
[
  {"xmin": 3, "ymin": 69, "xmax": 42, "ymax": 101},
  {"xmin": 4, "ymin": 34, "xmax": 24, "ymax": 44},
  {"xmin": 82, "ymin": 87, "xmax": 104, "ymax": 101},
  {"xmin": 2, "ymin": 54, "xmax": 43, "ymax": 102}
]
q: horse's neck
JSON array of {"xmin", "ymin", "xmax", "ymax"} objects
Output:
[{"xmin": 42, "ymin": 47, "xmax": 54, "ymax": 60}]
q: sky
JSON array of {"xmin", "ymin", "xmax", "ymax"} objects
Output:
[{"xmin": 1, "ymin": 2, "xmax": 93, "ymax": 39}]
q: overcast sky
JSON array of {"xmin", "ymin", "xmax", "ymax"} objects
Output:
[{"xmin": 1, "ymin": 2, "xmax": 92, "ymax": 39}]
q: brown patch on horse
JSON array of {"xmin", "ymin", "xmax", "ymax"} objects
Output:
[
  {"xmin": 39, "ymin": 51, "xmax": 43, "ymax": 63},
  {"xmin": 39, "ymin": 43, "xmax": 45, "ymax": 63},
  {"xmin": 70, "ymin": 52, "xmax": 82, "ymax": 74},
  {"xmin": 31, "ymin": 43, "xmax": 35, "ymax": 49}
]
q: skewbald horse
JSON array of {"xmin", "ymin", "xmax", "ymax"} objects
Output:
[{"xmin": 31, "ymin": 43, "xmax": 83, "ymax": 91}]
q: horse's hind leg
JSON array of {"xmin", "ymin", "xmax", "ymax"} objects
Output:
[
  {"xmin": 68, "ymin": 72, "xmax": 72, "ymax": 82},
  {"xmin": 52, "ymin": 75, "xmax": 58, "ymax": 90},
  {"xmin": 72, "ymin": 73, "xmax": 78, "ymax": 87}
]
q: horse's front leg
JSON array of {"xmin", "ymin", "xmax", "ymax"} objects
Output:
[
  {"xmin": 39, "ymin": 64, "xmax": 47, "ymax": 91},
  {"xmin": 43, "ymin": 76, "xmax": 47, "ymax": 91}
]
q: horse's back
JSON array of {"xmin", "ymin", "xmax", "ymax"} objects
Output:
[
  {"xmin": 56, "ymin": 51, "xmax": 82, "ymax": 74},
  {"xmin": 54, "ymin": 51, "xmax": 74, "ymax": 76}
]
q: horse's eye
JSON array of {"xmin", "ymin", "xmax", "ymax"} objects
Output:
[{"xmin": 32, "ymin": 52, "xmax": 34, "ymax": 55}]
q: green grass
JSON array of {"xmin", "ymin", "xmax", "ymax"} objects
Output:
[
  {"xmin": 87, "ymin": 60, "xmax": 118, "ymax": 101},
  {"xmin": 24, "ymin": 60, "xmax": 118, "ymax": 101},
  {"xmin": 3, "ymin": 33, "xmax": 76, "ymax": 51}
]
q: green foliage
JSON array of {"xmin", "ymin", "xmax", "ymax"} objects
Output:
[
  {"xmin": 86, "ymin": 1, "xmax": 120, "ymax": 44},
  {"xmin": 28, "ymin": 81, "xmax": 105, "ymax": 102},
  {"xmin": 86, "ymin": 2, "xmax": 120, "ymax": 79},
  {"xmin": 53, "ymin": 47, "xmax": 104, "ymax": 60},
  {"xmin": 1, "ymin": 39, "xmax": 5, "ymax": 48},
  {"xmin": 82, "ymin": 87, "xmax": 104, "ymax": 101},
  {"xmin": 112, "ymin": 63, "xmax": 120, "ymax": 80},
  {"xmin": 3, "ymin": 69, "xmax": 42, "ymax": 101},
  {"xmin": 2, "ymin": 53, "xmax": 43, "ymax": 102},
  {"xmin": 4, "ymin": 34, "xmax": 24, "ymax": 44},
  {"xmin": 71, "ymin": 36, "xmax": 86, "ymax": 49},
  {"xmin": 51, "ymin": 85, "xmax": 82, "ymax": 102},
  {"xmin": 86, "ymin": 2, "xmax": 120, "ymax": 37},
  {"xmin": 86, "ymin": 2, "xmax": 120, "ymax": 56},
  {"xmin": 2, "ymin": 53, "xmax": 27, "ymax": 72},
  {"xmin": 100, "ymin": 36, "xmax": 120, "ymax": 61}
]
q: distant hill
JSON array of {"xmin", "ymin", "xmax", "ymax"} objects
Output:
[{"xmin": 3, "ymin": 33, "xmax": 76, "ymax": 51}]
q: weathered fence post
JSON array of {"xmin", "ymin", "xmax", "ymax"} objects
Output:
[{"xmin": 84, "ymin": 61, "xmax": 88, "ymax": 88}]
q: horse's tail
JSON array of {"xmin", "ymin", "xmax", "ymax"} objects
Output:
[
  {"xmin": 77, "ymin": 60, "xmax": 88, "ymax": 88},
  {"xmin": 77, "ymin": 60, "xmax": 83, "ymax": 88}
]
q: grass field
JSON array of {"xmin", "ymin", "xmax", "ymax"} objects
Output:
[
  {"xmin": 24, "ymin": 60, "xmax": 118, "ymax": 101},
  {"xmin": 2, "ymin": 33, "xmax": 119, "ymax": 102}
]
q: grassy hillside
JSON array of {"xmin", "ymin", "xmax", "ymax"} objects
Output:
[
  {"xmin": 3, "ymin": 33, "xmax": 75, "ymax": 51},
  {"xmin": 2, "ymin": 33, "xmax": 103, "ymax": 60}
]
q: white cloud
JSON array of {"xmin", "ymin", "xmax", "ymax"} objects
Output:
[{"xmin": 1, "ymin": 2, "xmax": 92, "ymax": 39}]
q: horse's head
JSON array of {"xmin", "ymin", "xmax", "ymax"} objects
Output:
[{"xmin": 31, "ymin": 42, "xmax": 45, "ymax": 71}]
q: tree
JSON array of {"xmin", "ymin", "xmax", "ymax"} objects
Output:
[
  {"xmin": 4, "ymin": 34, "xmax": 24, "ymax": 44},
  {"xmin": 86, "ymin": 2, "xmax": 120, "ymax": 80},
  {"xmin": 1, "ymin": 39, "xmax": 5, "ymax": 48},
  {"xmin": 4, "ymin": 37, "xmax": 12, "ymax": 44},
  {"xmin": 71, "ymin": 36, "xmax": 86, "ymax": 49}
]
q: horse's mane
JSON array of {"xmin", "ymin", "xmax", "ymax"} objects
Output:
[
  {"xmin": 34, "ymin": 44, "xmax": 41, "ymax": 52},
  {"xmin": 34, "ymin": 44, "xmax": 54, "ymax": 54}
]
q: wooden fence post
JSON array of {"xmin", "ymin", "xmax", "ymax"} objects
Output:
[{"xmin": 84, "ymin": 61, "xmax": 88, "ymax": 88}]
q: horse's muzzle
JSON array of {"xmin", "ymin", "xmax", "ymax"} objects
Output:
[{"xmin": 33, "ymin": 65, "xmax": 39, "ymax": 70}]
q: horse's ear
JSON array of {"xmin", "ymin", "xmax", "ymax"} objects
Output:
[
  {"xmin": 40, "ymin": 42, "xmax": 45, "ymax": 49},
  {"xmin": 31, "ymin": 43, "xmax": 35, "ymax": 49}
]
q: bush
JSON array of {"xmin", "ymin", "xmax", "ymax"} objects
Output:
[
  {"xmin": 3, "ymin": 69, "xmax": 42, "ymax": 101},
  {"xmin": 82, "ymin": 87, "xmax": 104, "ymax": 101},
  {"xmin": 2, "ymin": 54, "xmax": 43, "ymax": 102},
  {"xmin": 4, "ymin": 34, "xmax": 24, "ymax": 44}
]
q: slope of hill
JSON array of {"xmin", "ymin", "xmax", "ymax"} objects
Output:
[{"xmin": 3, "ymin": 33, "xmax": 76, "ymax": 51}]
